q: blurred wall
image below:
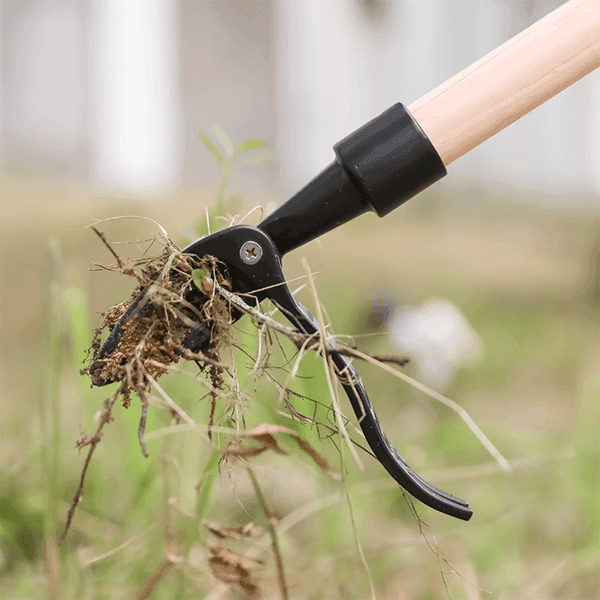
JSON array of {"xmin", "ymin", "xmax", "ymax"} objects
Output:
[
  {"xmin": 178, "ymin": 1, "xmax": 276, "ymax": 189},
  {"xmin": 1, "ymin": 0, "xmax": 598, "ymax": 204},
  {"xmin": 0, "ymin": 0, "xmax": 276, "ymax": 194},
  {"xmin": 2, "ymin": 0, "xmax": 89, "ymax": 179},
  {"xmin": 89, "ymin": 0, "xmax": 182, "ymax": 193}
]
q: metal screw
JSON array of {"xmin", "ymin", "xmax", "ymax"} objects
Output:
[{"xmin": 239, "ymin": 241, "xmax": 263, "ymax": 265}]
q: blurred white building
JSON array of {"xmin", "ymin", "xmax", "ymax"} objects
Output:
[{"xmin": 1, "ymin": 0, "xmax": 598, "ymax": 202}]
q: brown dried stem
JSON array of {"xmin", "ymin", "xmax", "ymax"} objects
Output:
[
  {"xmin": 60, "ymin": 386, "xmax": 123, "ymax": 543},
  {"xmin": 246, "ymin": 466, "xmax": 288, "ymax": 600}
]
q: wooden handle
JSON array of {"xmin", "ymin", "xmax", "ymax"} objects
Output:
[{"xmin": 409, "ymin": 0, "xmax": 600, "ymax": 167}]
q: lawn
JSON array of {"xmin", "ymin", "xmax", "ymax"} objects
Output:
[{"xmin": 1, "ymin": 172, "xmax": 598, "ymax": 599}]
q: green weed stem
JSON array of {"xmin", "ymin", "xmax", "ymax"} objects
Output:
[
  {"xmin": 45, "ymin": 239, "xmax": 64, "ymax": 598},
  {"xmin": 175, "ymin": 449, "xmax": 221, "ymax": 599}
]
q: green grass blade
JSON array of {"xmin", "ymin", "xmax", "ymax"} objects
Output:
[
  {"xmin": 210, "ymin": 125, "xmax": 234, "ymax": 157},
  {"xmin": 197, "ymin": 131, "xmax": 224, "ymax": 164},
  {"xmin": 234, "ymin": 139, "xmax": 265, "ymax": 153}
]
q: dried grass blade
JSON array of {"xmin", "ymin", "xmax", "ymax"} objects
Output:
[
  {"xmin": 301, "ymin": 258, "xmax": 363, "ymax": 469},
  {"xmin": 338, "ymin": 346, "xmax": 511, "ymax": 472}
]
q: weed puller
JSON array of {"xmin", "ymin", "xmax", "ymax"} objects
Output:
[{"xmin": 89, "ymin": 0, "xmax": 599, "ymax": 522}]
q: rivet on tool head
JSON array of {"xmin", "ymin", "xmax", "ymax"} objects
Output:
[{"xmin": 240, "ymin": 241, "xmax": 263, "ymax": 265}]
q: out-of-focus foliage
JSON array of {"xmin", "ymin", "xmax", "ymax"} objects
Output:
[{"xmin": 1, "ymin": 160, "xmax": 598, "ymax": 598}]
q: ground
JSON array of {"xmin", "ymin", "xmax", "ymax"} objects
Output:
[{"xmin": 1, "ymin": 174, "xmax": 598, "ymax": 599}]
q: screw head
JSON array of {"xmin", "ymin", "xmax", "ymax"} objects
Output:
[{"xmin": 239, "ymin": 241, "xmax": 263, "ymax": 265}]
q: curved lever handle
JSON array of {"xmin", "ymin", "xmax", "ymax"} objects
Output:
[{"xmin": 268, "ymin": 285, "xmax": 472, "ymax": 521}]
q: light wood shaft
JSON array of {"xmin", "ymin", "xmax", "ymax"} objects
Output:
[{"xmin": 409, "ymin": 0, "xmax": 600, "ymax": 167}]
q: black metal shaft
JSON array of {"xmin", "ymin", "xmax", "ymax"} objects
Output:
[{"xmin": 258, "ymin": 103, "xmax": 446, "ymax": 256}]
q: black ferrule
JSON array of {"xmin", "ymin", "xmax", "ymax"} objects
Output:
[
  {"xmin": 259, "ymin": 103, "xmax": 446, "ymax": 255},
  {"xmin": 334, "ymin": 103, "xmax": 446, "ymax": 216}
]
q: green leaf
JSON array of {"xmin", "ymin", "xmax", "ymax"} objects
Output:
[
  {"xmin": 211, "ymin": 125, "xmax": 234, "ymax": 157},
  {"xmin": 234, "ymin": 139, "xmax": 266, "ymax": 153},
  {"xmin": 197, "ymin": 131, "xmax": 224, "ymax": 164}
]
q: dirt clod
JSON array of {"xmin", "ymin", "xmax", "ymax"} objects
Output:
[{"xmin": 82, "ymin": 245, "xmax": 232, "ymax": 400}]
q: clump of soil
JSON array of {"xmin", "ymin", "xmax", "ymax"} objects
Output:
[
  {"xmin": 82, "ymin": 245, "xmax": 232, "ymax": 402},
  {"xmin": 60, "ymin": 234, "xmax": 236, "ymax": 543}
]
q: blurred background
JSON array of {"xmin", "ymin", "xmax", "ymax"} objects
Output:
[
  {"xmin": 1, "ymin": 1, "xmax": 598, "ymax": 599},
  {"xmin": 1, "ymin": 0, "xmax": 599, "ymax": 197}
]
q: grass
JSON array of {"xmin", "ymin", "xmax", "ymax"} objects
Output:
[{"xmin": 0, "ymin": 164, "xmax": 598, "ymax": 598}]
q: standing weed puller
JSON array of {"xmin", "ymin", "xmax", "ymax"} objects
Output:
[{"xmin": 86, "ymin": 0, "xmax": 599, "ymax": 522}]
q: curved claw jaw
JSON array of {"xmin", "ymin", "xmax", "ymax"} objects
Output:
[{"xmin": 271, "ymin": 290, "xmax": 473, "ymax": 521}]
